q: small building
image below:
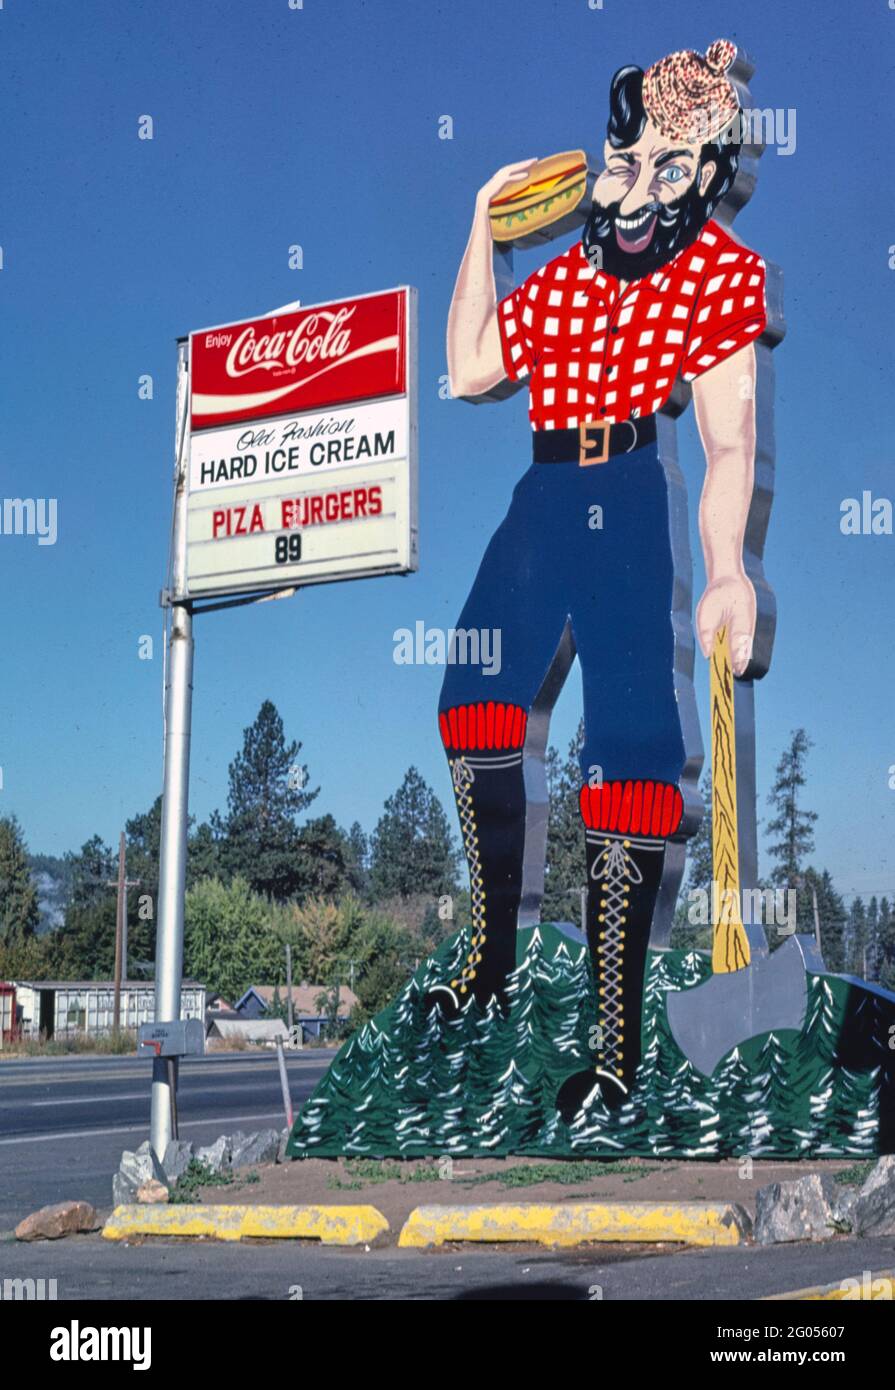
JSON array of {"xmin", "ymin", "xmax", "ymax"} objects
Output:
[
  {"xmin": 11, "ymin": 980, "xmax": 206, "ymax": 1040},
  {"xmin": 206, "ymin": 1017, "xmax": 290, "ymax": 1047},
  {"xmin": 0, "ymin": 984, "xmax": 15, "ymax": 1043},
  {"xmin": 234, "ymin": 982, "xmax": 359, "ymax": 1041}
]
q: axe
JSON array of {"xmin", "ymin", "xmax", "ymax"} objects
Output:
[{"xmin": 665, "ymin": 627, "xmax": 808, "ymax": 1075}]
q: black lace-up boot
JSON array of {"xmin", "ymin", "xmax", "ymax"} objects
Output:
[
  {"xmin": 556, "ymin": 778, "xmax": 683, "ymax": 1121},
  {"xmin": 425, "ymin": 703, "xmax": 528, "ymax": 1018}
]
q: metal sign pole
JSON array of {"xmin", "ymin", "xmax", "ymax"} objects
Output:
[
  {"xmin": 112, "ymin": 832, "xmax": 125, "ymax": 1031},
  {"xmin": 150, "ymin": 340, "xmax": 194, "ymax": 1159}
]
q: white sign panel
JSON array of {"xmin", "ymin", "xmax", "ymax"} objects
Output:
[{"xmin": 184, "ymin": 287, "xmax": 417, "ymax": 599}]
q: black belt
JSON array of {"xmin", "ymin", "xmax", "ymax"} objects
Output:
[{"xmin": 533, "ymin": 414, "xmax": 657, "ymax": 465}]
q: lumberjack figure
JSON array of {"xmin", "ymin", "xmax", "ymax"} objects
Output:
[{"xmin": 426, "ymin": 40, "xmax": 769, "ymax": 1121}]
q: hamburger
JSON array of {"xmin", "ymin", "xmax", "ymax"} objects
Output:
[{"xmin": 488, "ymin": 150, "xmax": 589, "ymax": 242}]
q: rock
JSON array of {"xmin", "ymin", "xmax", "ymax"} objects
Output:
[
  {"xmin": 851, "ymin": 1155, "xmax": 895, "ymax": 1236},
  {"xmin": 135, "ymin": 1179, "xmax": 169, "ymax": 1204},
  {"xmin": 230, "ymin": 1128, "xmax": 280, "ymax": 1170},
  {"xmin": 754, "ymin": 1174, "xmax": 848, "ymax": 1244},
  {"xmin": 195, "ymin": 1135, "xmax": 231, "ymax": 1174},
  {"xmin": 162, "ymin": 1139, "xmax": 194, "ymax": 1186},
  {"xmin": 829, "ymin": 1183, "xmax": 858, "ymax": 1227},
  {"xmin": 112, "ymin": 1140, "xmax": 166, "ymax": 1207},
  {"xmin": 16, "ymin": 1200, "xmax": 97, "ymax": 1241},
  {"xmin": 276, "ymin": 1128, "xmax": 291, "ymax": 1164}
]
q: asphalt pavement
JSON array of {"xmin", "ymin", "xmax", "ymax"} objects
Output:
[
  {"xmin": 3, "ymin": 1228, "xmax": 894, "ymax": 1301},
  {"xmin": 0, "ymin": 1049, "xmax": 335, "ymax": 1231}
]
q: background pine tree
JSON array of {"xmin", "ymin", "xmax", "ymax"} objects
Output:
[
  {"xmin": 670, "ymin": 774, "xmax": 713, "ymax": 951},
  {"xmin": 51, "ymin": 835, "xmax": 117, "ymax": 978},
  {"xmin": 368, "ymin": 767, "xmax": 458, "ymax": 900},
  {"xmin": 214, "ymin": 699, "xmax": 320, "ymax": 901},
  {"xmin": 345, "ymin": 821, "xmax": 370, "ymax": 896},
  {"xmin": 542, "ymin": 719, "xmax": 585, "ymax": 925},
  {"xmin": 0, "ymin": 815, "xmax": 40, "ymax": 946},
  {"xmin": 805, "ymin": 868, "xmax": 848, "ymax": 971},
  {"xmin": 846, "ymin": 897, "xmax": 869, "ymax": 978},
  {"xmin": 865, "ymin": 896, "xmax": 881, "ymax": 981},
  {"xmin": 766, "ymin": 729, "xmax": 818, "ymax": 934},
  {"xmin": 878, "ymin": 898, "xmax": 895, "ymax": 990}
]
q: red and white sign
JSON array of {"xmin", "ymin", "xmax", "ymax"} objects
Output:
[
  {"xmin": 185, "ymin": 286, "xmax": 417, "ymax": 599},
  {"xmin": 190, "ymin": 288, "xmax": 408, "ymax": 431}
]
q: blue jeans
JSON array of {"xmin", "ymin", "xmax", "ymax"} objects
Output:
[{"xmin": 438, "ymin": 441, "xmax": 686, "ymax": 787}]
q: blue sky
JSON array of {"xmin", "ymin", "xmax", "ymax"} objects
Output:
[{"xmin": 1, "ymin": 0, "xmax": 893, "ymax": 904}]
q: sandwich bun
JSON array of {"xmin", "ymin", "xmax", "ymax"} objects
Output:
[{"xmin": 489, "ymin": 150, "xmax": 588, "ymax": 242}]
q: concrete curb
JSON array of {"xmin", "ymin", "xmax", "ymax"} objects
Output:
[
  {"xmin": 763, "ymin": 1270, "xmax": 895, "ymax": 1301},
  {"xmin": 102, "ymin": 1203, "xmax": 389, "ymax": 1246},
  {"xmin": 397, "ymin": 1201, "xmax": 752, "ymax": 1248}
]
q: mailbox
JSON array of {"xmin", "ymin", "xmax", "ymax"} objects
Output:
[{"xmin": 138, "ymin": 1018, "xmax": 205, "ymax": 1058}]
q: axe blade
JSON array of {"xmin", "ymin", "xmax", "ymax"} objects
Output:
[{"xmin": 665, "ymin": 935, "xmax": 808, "ymax": 1076}]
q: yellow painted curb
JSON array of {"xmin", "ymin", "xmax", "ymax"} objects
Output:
[
  {"xmin": 763, "ymin": 1271, "xmax": 895, "ymax": 1301},
  {"xmin": 398, "ymin": 1201, "xmax": 750, "ymax": 1248},
  {"xmin": 102, "ymin": 1203, "xmax": 388, "ymax": 1246}
]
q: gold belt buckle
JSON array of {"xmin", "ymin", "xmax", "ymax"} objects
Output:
[{"xmin": 579, "ymin": 420, "xmax": 611, "ymax": 467}]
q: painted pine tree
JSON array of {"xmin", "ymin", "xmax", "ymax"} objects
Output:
[
  {"xmin": 815, "ymin": 1066, "xmax": 879, "ymax": 1156},
  {"xmin": 287, "ymin": 926, "xmax": 895, "ymax": 1160},
  {"xmin": 527, "ymin": 930, "xmax": 592, "ymax": 1110},
  {"xmin": 707, "ymin": 1047, "xmax": 754, "ymax": 1156},
  {"xmin": 641, "ymin": 950, "xmax": 709, "ymax": 1155},
  {"xmin": 743, "ymin": 1032, "xmax": 802, "ymax": 1157},
  {"xmin": 472, "ymin": 1057, "xmax": 543, "ymax": 1152}
]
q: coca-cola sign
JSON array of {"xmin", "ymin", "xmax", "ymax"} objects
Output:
[{"xmin": 190, "ymin": 288, "xmax": 408, "ymax": 430}]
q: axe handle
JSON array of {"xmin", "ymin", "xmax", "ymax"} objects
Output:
[{"xmin": 710, "ymin": 626, "xmax": 751, "ymax": 973}]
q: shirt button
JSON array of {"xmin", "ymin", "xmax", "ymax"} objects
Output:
[
  {"xmin": 599, "ymin": 407, "xmax": 607, "ymax": 416},
  {"xmin": 610, "ymin": 326, "xmax": 619, "ymax": 335}
]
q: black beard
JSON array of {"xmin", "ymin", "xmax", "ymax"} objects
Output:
[{"xmin": 581, "ymin": 182, "xmax": 709, "ymax": 282}]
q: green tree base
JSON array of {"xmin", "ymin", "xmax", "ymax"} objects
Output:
[{"xmin": 286, "ymin": 924, "xmax": 895, "ymax": 1161}]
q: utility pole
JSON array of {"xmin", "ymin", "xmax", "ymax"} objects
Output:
[
  {"xmin": 285, "ymin": 943, "xmax": 294, "ymax": 1034},
  {"xmin": 107, "ymin": 834, "xmax": 142, "ymax": 1032},
  {"xmin": 113, "ymin": 834, "xmax": 125, "ymax": 1031},
  {"xmin": 811, "ymin": 882, "xmax": 822, "ymax": 956},
  {"xmin": 150, "ymin": 341, "xmax": 194, "ymax": 1159}
]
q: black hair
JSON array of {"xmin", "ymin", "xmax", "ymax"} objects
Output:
[{"xmin": 606, "ymin": 64, "xmax": 740, "ymax": 220}]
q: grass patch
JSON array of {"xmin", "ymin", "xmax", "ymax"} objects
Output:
[
  {"xmin": 323, "ymin": 1156, "xmax": 665, "ymax": 1191},
  {"xmin": 169, "ymin": 1160, "xmax": 237, "ymax": 1203},
  {"xmin": 326, "ymin": 1158, "xmax": 442, "ymax": 1191},
  {"xmin": 834, "ymin": 1160, "xmax": 877, "ymax": 1187},
  {"xmin": 455, "ymin": 1160, "xmax": 665, "ymax": 1189},
  {"xmin": 1, "ymin": 1029, "xmax": 137, "ymax": 1057}
]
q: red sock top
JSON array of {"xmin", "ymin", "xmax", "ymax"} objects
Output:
[
  {"xmin": 579, "ymin": 779, "xmax": 683, "ymax": 837},
  {"xmin": 439, "ymin": 702, "xmax": 528, "ymax": 752}
]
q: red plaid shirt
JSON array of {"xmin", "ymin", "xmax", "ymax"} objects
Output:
[{"xmin": 496, "ymin": 219, "xmax": 766, "ymax": 430}]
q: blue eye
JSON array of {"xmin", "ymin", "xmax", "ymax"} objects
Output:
[{"xmin": 659, "ymin": 165, "xmax": 685, "ymax": 184}]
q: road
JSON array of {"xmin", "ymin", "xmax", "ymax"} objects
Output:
[
  {"xmin": 3, "ymin": 1229, "xmax": 895, "ymax": 1301},
  {"xmin": 0, "ymin": 1049, "xmax": 334, "ymax": 1231}
]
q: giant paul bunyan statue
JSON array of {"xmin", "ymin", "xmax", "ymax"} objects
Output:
[
  {"xmin": 427, "ymin": 40, "xmax": 769, "ymax": 1118},
  {"xmin": 287, "ymin": 40, "xmax": 895, "ymax": 1161}
]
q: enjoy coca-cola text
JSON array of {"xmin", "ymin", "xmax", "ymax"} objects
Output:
[{"xmin": 225, "ymin": 307, "xmax": 356, "ymax": 379}]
